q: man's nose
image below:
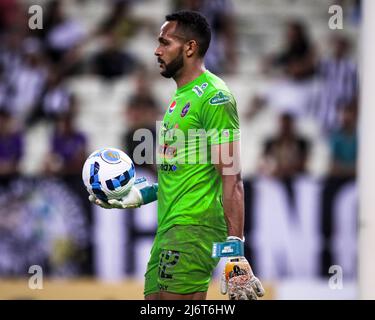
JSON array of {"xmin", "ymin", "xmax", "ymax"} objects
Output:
[{"xmin": 154, "ymin": 47, "xmax": 161, "ymax": 57}]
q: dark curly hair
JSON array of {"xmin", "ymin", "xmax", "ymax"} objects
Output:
[{"xmin": 165, "ymin": 10, "xmax": 211, "ymax": 57}]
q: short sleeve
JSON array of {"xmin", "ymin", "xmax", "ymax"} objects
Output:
[{"xmin": 200, "ymin": 91, "xmax": 240, "ymax": 145}]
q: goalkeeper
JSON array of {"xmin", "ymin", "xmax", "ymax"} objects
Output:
[{"xmin": 90, "ymin": 10, "xmax": 264, "ymax": 300}]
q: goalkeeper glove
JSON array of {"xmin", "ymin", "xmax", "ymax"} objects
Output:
[
  {"xmin": 213, "ymin": 236, "xmax": 265, "ymax": 300},
  {"xmin": 88, "ymin": 177, "xmax": 158, "ymax": 209}
]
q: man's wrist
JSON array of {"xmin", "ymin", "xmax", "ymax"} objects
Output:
[
  {"xmin": 138, "ymin": 184, "xmax": 158, "ymax": 204},
  {"xmin": 212, "ymin": 237, "xmax": 244, "ymax": 258}
]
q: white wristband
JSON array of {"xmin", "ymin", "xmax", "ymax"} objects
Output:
[{"xmin": 227, "ymin": 236, "xmax": 245, "ymax": 242}]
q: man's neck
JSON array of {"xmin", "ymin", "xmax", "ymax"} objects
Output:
[{"xmin": 174, "ymin": 62, "xmax": 206, "ymax": 88}]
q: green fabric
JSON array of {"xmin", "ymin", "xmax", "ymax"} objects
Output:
[
  {"xmin": 144, "ymin": 225, "xmax": 227, "ymax": 295},
  {"xmin": 157, "ymin": 70, "xmax": 240, "ymax": 234}
]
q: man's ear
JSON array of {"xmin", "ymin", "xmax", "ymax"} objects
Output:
[{"xmin": 185, "ymin": 40, "xmax": 198, "ymax": 58}]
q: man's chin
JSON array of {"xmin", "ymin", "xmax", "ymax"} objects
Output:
[{"xmin": 160, "ymin": 70, "xmax": 173, "ymax": 78}]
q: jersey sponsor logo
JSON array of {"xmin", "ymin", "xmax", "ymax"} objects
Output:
[
  {"xmin": 192, "ymin": 83, "xmax": 208, "ymax": 97},
  {"xmin": 165, "ymin": 128, "xmax": 175, "ymax": 141},
  {"xmin": 168, "ymin": 100, "xmax": 177, "ymax": 113},
  {"xmin": 158, "ymin": 144, "xmax": 177, "ymax": 159},
  {"xmin": 192, "ymin": 85, "xmax": 204, "ymax": 97},
  {"xmin": 158, "ymin": 164, "xmax": 178, "ymax": 172},
  {"xmin": 209, "ymin": 91, "xmax": 230, "ymax": 105},
  {"xmin": 161, "ymin": 122, "xmax": 178, "ymax": 142},
  {"xmin": 161, "ymin": 121, "xmax": 169, "ymax": 134},
  {"xmin": 180, "ymin": 102, "xmax": 190, "ymax": 117}
]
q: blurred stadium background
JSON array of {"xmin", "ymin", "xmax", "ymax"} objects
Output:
[{"xmin": 0, "ymin": 0, "xmax": 361, "ymax": 299}]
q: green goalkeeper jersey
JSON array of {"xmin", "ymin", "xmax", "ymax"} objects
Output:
[{"xmin": 157, "ymin": 70, "xmax": 240, "ymax": 234}]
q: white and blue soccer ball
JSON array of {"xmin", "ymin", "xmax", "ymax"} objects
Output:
[{"xmin": 82, "ymin": 148, "xmax": 135, "ymax": 202}]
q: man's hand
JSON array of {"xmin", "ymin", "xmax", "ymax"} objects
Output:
[
  {"xmin": 221, "ymin": 256, "xmax": 265, "ymax": 300},
  {"xmin": 88, "ymin": 177, "xmax": 158, "ymax": 209},
  {"xmin": 89, "ymin": 185, "xmax": 142, "ymax": 209},
  {"xmin": 213, "ymin": 236, "xmax": 265, "ymax": 300}
]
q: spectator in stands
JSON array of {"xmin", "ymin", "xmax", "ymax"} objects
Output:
[
  {"xmin": 0, "ymin": 108, "xmax": 24, "ymax": 182},
  {"xmin": 263, "ymin": 20, "xmax": 316, "ymax": 80},
  {"xmin": 0, "ymin": 0, "xmax": 23, "ymax": 34},
  {"xmin": 91, "ymin": 31, "xmax": 138, "ymax": 80},
  {"xmin": 174, "ymin": 0, "xmax": 237, "ymax": 74},
  {"xmin": 328, "ymin": 100, "xmax": 357, "ymax": 179},
  {"xmin": 97, "ymin": 0, "xmax": 147, "ymax": 41},
  {"xmin": 259, "ymin": 113, "xmax": 311, "ymax": 178},
  {"xmin": 0, "ymin": 27, "xmax": 24, "ymax": 78},
  {"xmin": 92, "ymin": 0, "xmax": 157, "ymax": 79},
  {"xmin": 42, "ymin": 102, "xmax": 91, "ymax": 276},
  {"xmin": 122, "ymin": 70, "xmax": 159, "ymax": 174},
  {"xmin": 246, "ymin": 20, "xmax": 317, "ymax": 120},
  {"xmin": 4, "ymin": 38, "xmax": 48, "ymax": 124},
  {"xmin": 41, "ymin": 0, "xmax": 86, "ymax": 73},
  {"xmin": 26, "ymin": 68, "xmax": 74, "ymax": 127},
  {"xmin": 244, "ymin": 74, "xmax": 317, "ymax": 121},
  {"xmin": 312, "ymin": 35, "xmax": 358, "ymax": 134},
  {"xmin": 43, "ymin": 108, "xmax": 87, "ymax": 177},
  {"xmin": 335, "ymin": 0, "xmax": 361, "ymax": 25}
]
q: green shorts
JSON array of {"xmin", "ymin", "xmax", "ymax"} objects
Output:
[{"xmin": 144, "ymin": 225, "xmax": 227, "ymax": 296}]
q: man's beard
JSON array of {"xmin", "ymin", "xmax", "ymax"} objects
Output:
[{"xmin": 160, "ymin": 53, "xmax": 184, "ymax": 78}]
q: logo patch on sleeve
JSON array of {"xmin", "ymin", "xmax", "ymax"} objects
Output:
[
  {"xmin": 168, "ymin": 101, "xmax": 177, "ymax": 113},
  {"xmin": 209, "ymin": 92, "xmax": 230, "ymax": 105},
  {"xmin": 180, "ymin": 102, "xmax": 190, "ymax": 117}
]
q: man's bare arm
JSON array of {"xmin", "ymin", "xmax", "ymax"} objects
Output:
[
  {"xmin": 212, "ymin": 141, "xmax": 265, "ymax": 300},
  {"xmin": 212, "ymin": 140, "xmax": 244, "ymax": 239}
]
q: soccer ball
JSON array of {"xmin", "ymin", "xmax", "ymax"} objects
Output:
[{"xmin": 82, "ymin": 148, "xmax": 135, "ymax": 202}]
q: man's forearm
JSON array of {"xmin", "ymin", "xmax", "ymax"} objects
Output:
[{"xmin": 222, "ymin": 175, "xmax": 245, "ymax": 239}]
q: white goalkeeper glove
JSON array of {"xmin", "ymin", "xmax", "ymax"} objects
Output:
[
  {"xmin": 89, "ymin": 177, "xmax": 158, "ymax": 209},
  {"xmin": 213, "ymin": 236, "xmax": 265, "ymax": 300}
]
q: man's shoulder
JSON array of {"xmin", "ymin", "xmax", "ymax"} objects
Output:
[
  {"xmin": 198, "ymin": 71, "xmax": 235, "ymax": 106},
  {"xmin": 204, "ymin": 71, "xmax": 232, "ymax": 93}
]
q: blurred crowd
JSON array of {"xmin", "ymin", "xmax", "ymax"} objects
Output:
[
  {"xmin": 0, "ymin": 0, "xmax": 360, "ymax": 278},
  {"xmin": 253, "ymin": 20, "xmax": 358, "ymax": 179},
  {"xmin": 0, "ymin": 0, "xmax": 360, "ymax": 181}
]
